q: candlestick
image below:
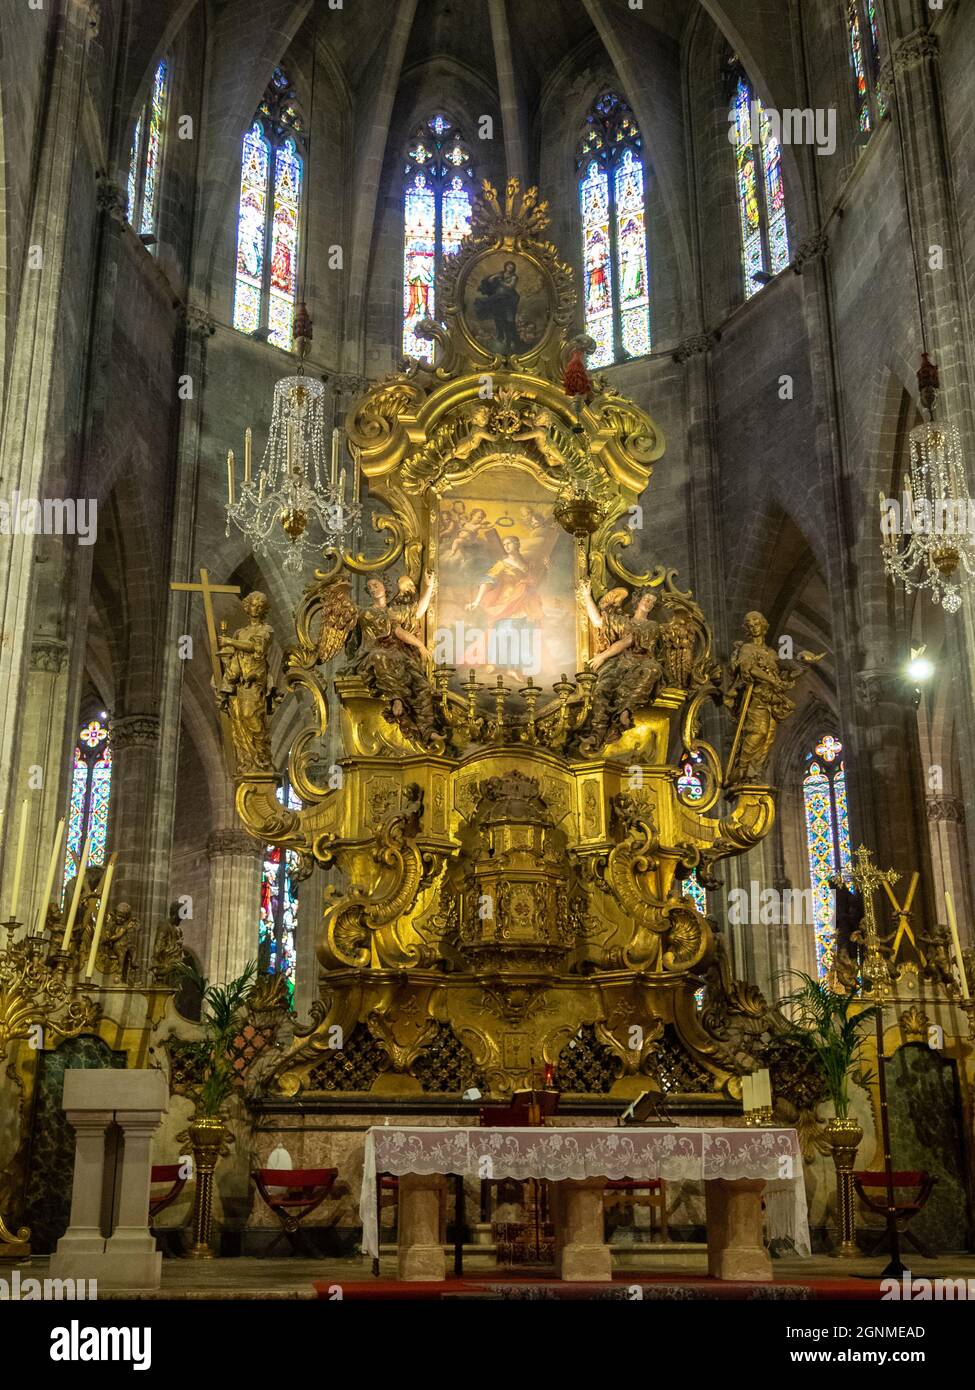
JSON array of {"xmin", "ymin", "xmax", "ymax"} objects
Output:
[
  {"xmin": 755, "ymin": 1067, "xmax": 772, "ymax": 1110},
  {"xmin": 741, "ymin": 1074, "xmax": 754, "ymax": 1112},
  {"xmin": 86, "ymin": 853, "xmax": 117, "ymax": 978},
  {"xmin": 9, "ymin": 798, "xmax": 29, "ymax": 921},
  {"xmin": 227, "ymin": 449, "xmax": 235, "ymax": 506},
  {"xmin": 61, "ymin": 834, "xmax": 92, "ymax": 952},
  {"xmin": 35, "ymin": 817, "xmax": 65, "ymax": 936},
  {"xmin": 244, "ymin": 427, "xmax": 252, "ymax": 483},
  {"xmin": 339, "ymin": 466, "xmax": 346, "ymax": 504},
  {"xmin": 331, "ymin": 427, "xmax": 340, "ymax": 487},
  {"xmin": 945, "ymin": 891, "xmax": 970, "ymax": 1000},
  {"xmin": 353, "ymin": 443, "xmax": 361, "ymax": 506}
]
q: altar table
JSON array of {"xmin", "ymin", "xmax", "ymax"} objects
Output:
[{"xmin": 360, "ymin": 1125, "xmax": 810, "ymax": 1282}]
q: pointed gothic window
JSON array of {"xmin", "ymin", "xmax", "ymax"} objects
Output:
[
  {"xmin": 259, "ymin": 781, "xmax": 302, "ymax": 1000},
  {"xmin": 846, "ymin": 0, "xmax": 885, "ymax": 134},
  {"xmin": 126, "ymin": 59, "xmax": 169, "ymax": 244},
  {"xmin": 729, "ymin": 66, "xmax": 790, "ymax": 299},
  {"xmin": 802, "ymin": 734, "xmax": 853, "ymax": 979},
  {"xmin": 62, "ymin": 717, "xmax": 113, "ymax": 898},
  {"xmin": 576, "ymin": 93, "xmax": 650, "ymax": 368},
  {"xmin": 233, "ymin": 68, "xmax": 305, "ymax": 350},
  {"xmin": 402, "ymin": 113, "xmax": 474, "ymax": 362}
]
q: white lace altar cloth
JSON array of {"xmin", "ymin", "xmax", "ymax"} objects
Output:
[{"xmin": 359, "ymin": 1125, "xmax": 810, "ymax": 1260}]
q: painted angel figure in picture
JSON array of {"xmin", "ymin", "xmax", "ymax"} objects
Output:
[
  {"xmin": 217, "ymin": 591, "xmax": 282, "ymax": 774},
  {"xmin": 344, "ymin": 572, "xmax": 441, "ymax": 744},
  {"xmin": 577, "ymin": 580, "xmax": 663, "ymax": 753},
  {"xmin": 725, "ymin": 611, "xmax": 823, "ymax": 782}
]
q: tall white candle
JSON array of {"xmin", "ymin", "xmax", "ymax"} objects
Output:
[
  {"xmin": 9, "ymin": 798, "xmax": 29, "ymax": 921},
  {"xmin": 244, "ymin": 427, "xmax": 252, "ymax": 483},
  {"xmin": 331, "ymin": 427, "xmax": 340, "ymax": 487},
  {"xmin": 741, "ymin": 1075, "xmax": 754, "ymax": 1112},
  {"xmin": 755, "ymin": 1068, "xmax": 772, "ymax": 1110},
  {"xmin": 86, "ymin": 853, "xmax": 117, "ymax": 979},
  {"xmin": 61, "ymin": 834, "xmax": 92, "ymax": 952},
  {"xmin": 227, "ymin": 449, "xmax": 236, "ymax": 506},
  {"xmin": 945, "ymin": 891, "xmax": 970, "ymax": 1001},
  {"xmin": 35, "ymin": 817, "xmax": 65, "ymax": 936}
]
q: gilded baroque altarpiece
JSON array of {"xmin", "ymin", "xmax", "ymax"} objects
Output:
[{"xmin": 219, "ymin": 183, "xmax": 809, "ymax": 1103}]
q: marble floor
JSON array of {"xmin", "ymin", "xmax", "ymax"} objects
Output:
[{"xmin": 19, "ymin": 1249, "xmax": 975, "ymax": 1299}]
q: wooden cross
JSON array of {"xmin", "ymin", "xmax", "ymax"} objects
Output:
[{"xmin": 169, "ymin": 568, "xmax": 242, "ymax": 686}]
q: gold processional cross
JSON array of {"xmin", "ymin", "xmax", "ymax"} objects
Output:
[
  {"xmin": 848, "ymin": 844, "xmax": 916, "ymax": 997},
  {"xmin": 169, "ymin": 567, "xmax": 242, "ymax": 758}
]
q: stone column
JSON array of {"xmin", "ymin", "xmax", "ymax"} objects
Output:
[
  {"xmin": 877, "ymin": 17, "xmax": 975, "ymax": 912},
  {"xmin": 50, "ymin": 1111, "xmax": 113, "ymax": 1273},
  {"xmin": 0, "ymin": 0, "xmax": 96, "ymax": 826},
  {"xmin": 150, "ymin": 305, "xmax": 216, "ymax": 969},
  {"xmin": 396, "ymin": 1173, "xmax": 446, "ymax": 1281},
  {"xmin": 108, "ymin": 714, "xmax": 162, "ymax": 947},
  {"xmin": 104, "ymin": 1109, "xmax": 164, "ymax": 1286},
  {"xmin": 556, "ymin": 1178, "xmax": 612, "ymax": 1282},
  {"xmin": 854, "ymin": 670, "xmax": 937, "ymax": 928},
  {"xmin": 926, "ymin": 796, "xmax": 972, "ymax": 945},
  {"xmin": 704, "ymin": 1177, "xmax": 772, "ymax": 1282},
  {"xmin": 206, "ymin": 828, "xmax": 264, "ymax": 985}
]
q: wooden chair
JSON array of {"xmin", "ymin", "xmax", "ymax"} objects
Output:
[
  {"xmin": 852, "ymin": 1170, "xmax": 938, "ymax": 1257},
  {"xmin": 251, "ymin": 1167, "xmax": 338, "ymax": 1256},
  {"xmin": 603, "ymin": 1178, "xmax": 669, "ymax": 1243},
  {"xmin": 148, "ymin": 1164, "xmax": 188, "ymax": 1257}
]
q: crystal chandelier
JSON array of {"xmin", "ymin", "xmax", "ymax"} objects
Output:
[
  {"xmin": 225, "ymin": 314, "xmax": 360, "ymax": 575},
  {"xmin": 880, "ymin": 355, "xmax": 974, "ymax": 613}
]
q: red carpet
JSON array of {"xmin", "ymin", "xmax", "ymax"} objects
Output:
[{"xmin": 317, "ymin": 1271, "xmax": 887, "ymax": 1301}]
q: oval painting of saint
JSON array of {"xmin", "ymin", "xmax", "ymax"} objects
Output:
[{"xmin": 462, "ymin": 252, "xmax": 552, "ymax": 356}]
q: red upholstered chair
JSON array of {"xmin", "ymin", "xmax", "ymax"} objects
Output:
[
  {"xmin": 251, "ymin": 1167, "xmax": 339, "ymax": 1256},
  {"xmin": 603, "ymin": 1178, "xmax": 669, "ymax": 1243},
  {"xmin": 852, "ymin": 1171, "xmax": 938, "ymax": 1257},
  {"xmin": 149, "ymin": 1164, "xmax": 187, "ymax": 1225},
  {"xmin": 148, "ymin": 1165, "xmax": 188, "ymax": 1257}
]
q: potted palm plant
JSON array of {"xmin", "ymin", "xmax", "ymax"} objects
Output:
[
  {"xmin": 777, "ymin": 971, "xmax": 878, "ymax": 1257},
  {"xmin": 178, "ymin": 960, "xmax": 256, "ymax": 1259}
]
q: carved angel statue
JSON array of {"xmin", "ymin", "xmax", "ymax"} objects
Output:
[
  {"xmin": 344, "ymin": 572, "xmax": 441, "ymax": 744},
  {"xmin": 577, "ymin": 579, "xmax": 663, "ymax": 752},
  {"xmin": 151, "ymin": 901, "xmax": 185, "ymax": 984},
  {"xmin": 453, "ymin": 404, "xmax": 493, "ymax": 460},
  {"xmin": 511, "ymin": 402, "xmax": 563, "ymax": 468},
  {"xmin": 97, "ymin": 901, "xmax": 139, "ymax": 982},
  {"xmin": 217, "ymin": 591, "xmax": 282, "ymax": 774},
  {"xmin": 725, "ymin": 611, "xmax": 823, "ymax": 782}
]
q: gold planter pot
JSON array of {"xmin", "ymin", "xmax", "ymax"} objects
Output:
[
  {"xmin": 825, "ymin": 1115, "xmax": 863, "ymax": 1258},
  {"xmin": 187, "ymin": 1116, "xmax": 227, "ymax": 1260}
]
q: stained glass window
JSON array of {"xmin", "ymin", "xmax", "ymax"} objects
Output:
[
  {"xmin": 62, "ymin": 718, "xmax": 113, "ymax": 898},
  {"xmin": 847, "ymin": 0, "xmax": 886, "ymax": 132},
  {"xmin": 233, "ymin": 69, "xmax": 304, "ymax": 349},
  {"xmin": 260, "ymin": 781, "xmax": 302, "ymax": 1001},
  {"xmin": 125, "ymin": 60, "xmax": 169, "ymax": 246},
  {"xmin": 730, "ymin": 67, "xmax": 790, "ymax": 298},
  {"xmin": 802, "ymin": 735, "xmax": 853, "ymax": 979},
  {"xmin": 576, "ymin": 93, "xmax": 650, "ymax": 368},
  {"xmin": 402, "ymin": 114, "xmax": 473, "ymax": 362}
]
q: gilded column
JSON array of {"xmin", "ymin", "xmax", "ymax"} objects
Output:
[{"xmin": 205, "ymin": 829, "xmax": 263, "ymax": 985}]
